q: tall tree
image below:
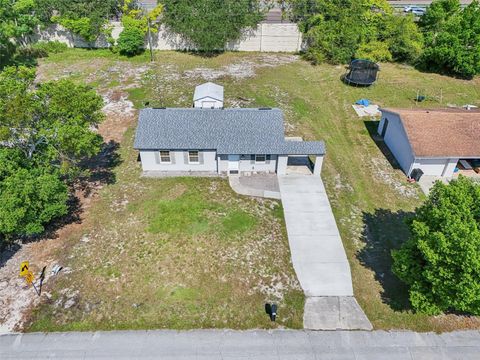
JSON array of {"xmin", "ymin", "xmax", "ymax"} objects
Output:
[
  {"xmin": 392, "ymin": 176, "xmax": 480, "ymax": 315},
  {"xmin": 161, "ymin": 0, "xmax": 264, "ymax": 52},
  {"xmin": 0, "ymin": 66, "xmax": 105, "ymax": 173},
  {"xmin": 419, "ymin": 0, "xmax": 480, "ymax": 78},
  {"xmin": 0, "ymin": 0, "xmax": 39, "ymax": 67},
  {"xmin": 0, "ymin": 66, "xmax": 105, "ymax": 245},
  {"xmin": 288, "ymin": 0, "xmax": 395, "ymax": 64}
]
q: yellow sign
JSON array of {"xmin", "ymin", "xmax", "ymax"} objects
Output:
[
  {"xmin": 24, "ymin": 271, "xmax": 34, "ymax": 285},
  {"xmin": 20, "ymin": 261, "xmax": 29, "ymax": 276}
]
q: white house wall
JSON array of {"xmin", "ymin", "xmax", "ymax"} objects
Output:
[
  {"xmin": 412, "ymin": 158, "xmax": 458, "ymax": 177},
  {"xmin": 239, "ymin": 155, "xmax": 278, "ymax": 173},
  {"xmin": 32, "ymin": 22, "xmax": 303, "ymax": 53},
  {"xmin": 378, "ymin": 111, "xmax": 415, "ymax": 175},
  {"xmin": 140, "ymin": 150, "xmax": 217, "ymax": 172},
  {"xmin": 217, "ymin": 155, "xmax": 278, "ymax": 174}
]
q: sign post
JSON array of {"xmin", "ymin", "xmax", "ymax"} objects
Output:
[{"xmin": 19, "ymin": 261, "xmax": 42, "ymax": 296}]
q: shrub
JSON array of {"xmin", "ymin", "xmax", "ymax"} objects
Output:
[
  {"xmin": 356, "ymin": 41, "xmax": 393, "ymax": 62},
  {"xmin": 32, "ymin": 41, "xmax": 69, "ymax": 55},
  {"xmin": 302, "ymin": 14, "xmax": 362, "ymax": 64},
  {"xmin": 387, "ymin": 15, "xmax": 424, "ymax": 63},
  {"xmin": 58, "ymin": 17, "xmax": 98, "ymax": 43},
  {"xmin": 117, "ymin": 26, "xmax": 145, "ymax": 56},
  {"xmin": 49, "ymin": 0, "xmax": 117, "ymax": 44},
  {"xmin": 392, "ymin": 176, "xmax": 480, "ymax": 315},
  {"xmin": 0, "ymin": 150, "xmax": 69, "ymax": 245}
]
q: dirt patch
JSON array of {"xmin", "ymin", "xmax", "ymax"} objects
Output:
[
  {"xmin": 184, "ymin": 54, "xmax": 298, "ymax": 81},
  {"xmin": 100, "ymin": 89, "xmax": 137, "ymax": 143},
  {"xmin": 0, "ymin": 187, "xmax": 87, "ymax": 333}
]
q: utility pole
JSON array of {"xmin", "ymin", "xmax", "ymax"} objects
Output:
[{"xmin": 147, "ymin": 16, "xmax": 154, "ymax": 62}]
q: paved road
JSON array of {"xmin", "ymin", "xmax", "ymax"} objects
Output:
[
  {"xmin": 278, "ymin": 175, "xmax": 371, "ymax": 330},
  {"xmin": 1, "ymin": 330, "xmax": 480, "ymax": 359}
]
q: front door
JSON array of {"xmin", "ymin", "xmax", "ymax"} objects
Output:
[{"xmin": 228, "ymin": 155, "xmax": 240, "ymax": 174}]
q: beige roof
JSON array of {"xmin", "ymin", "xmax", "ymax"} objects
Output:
[{"xmin": 383, "ymin": 108, "xmax": 480, "ymax": 158}]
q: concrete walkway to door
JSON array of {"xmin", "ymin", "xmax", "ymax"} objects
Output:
[{"xmin": 278, "ymin": 175, "xmax": 372, "ymax": 330}]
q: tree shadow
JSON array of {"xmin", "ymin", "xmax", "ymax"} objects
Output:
[
  {"xmin": 176, "ymin": 49, "xmax": 225, "ymax": 58},
  {"xmin": 414, "ymin": 62, "xmax": 475, "ymax": 81},
  {"xmin": 0, "ymin": 243, "xmax": 21, "ymax": 268},
  {"xmin": 357, "ymin": 208, "xmax": 414, "ymax": 311},
  {"xmin": 364, "ymin": 120, "xmax": 402, "ymax": 171},
  {"xmin": 0, "ymin": 140, "xmax": 122, "ymax": 267},
  {"xmin": 78, "ymin": 140, "xmax": 122, "ymax": 197}
]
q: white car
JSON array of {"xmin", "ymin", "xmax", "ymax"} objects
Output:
[{"xmin": 404, "ymin": 6, "xmax": 426, "ymax": 16}]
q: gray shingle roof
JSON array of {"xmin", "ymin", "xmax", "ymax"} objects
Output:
[{"xmin": 134, "ymin": 108, "xmax": 325, "ymax": 155}]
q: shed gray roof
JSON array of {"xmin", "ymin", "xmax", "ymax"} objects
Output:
[
  {"xmin": 134, "ymin": 108, "xmax": 325, "ymax": 155},
  {"xmin": 193, "ymin": 82, "xmax": 224, "ymax": 102}
]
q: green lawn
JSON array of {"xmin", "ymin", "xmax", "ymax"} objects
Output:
[
  {"xmin": 28, "ymin": 129, "xmax": 303, "ymax": 331},
  {"xmin": 28, "ymin": 49, "xmax": 480, "ymax": 332}
]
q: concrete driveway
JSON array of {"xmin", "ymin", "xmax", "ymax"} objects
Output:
[{"xmin": 278, "ymin": 175, "xmax": 371, "ymax": 330}]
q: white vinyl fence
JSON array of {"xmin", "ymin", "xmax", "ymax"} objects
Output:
[{"xmin": 32, "ymin": 22, "xmax": 303, "ymax": 53}]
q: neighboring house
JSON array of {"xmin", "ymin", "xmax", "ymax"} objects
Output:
[
  {"xmin": 378, "ymin": 108, "xmax": 480, "ymax": 178},
  {"xmin": 134, "ymin": 107, "xmax": 325, "ymax": 177},
  {"xmin": 193, "ymin": 82, "xmax": 224, "ymax": 109},
  {"xmin": 137, "ymin": 0, "xmax": 158, "ymax": 12}
]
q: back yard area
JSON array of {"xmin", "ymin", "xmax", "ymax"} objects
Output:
[{"xmin": 10, "ymin": 49, "xmax": 480, "ymax": 332}]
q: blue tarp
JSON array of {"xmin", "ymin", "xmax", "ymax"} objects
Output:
[{"xmin": 356, "ymin": 99, "xmax": 370, "ymax": 106}]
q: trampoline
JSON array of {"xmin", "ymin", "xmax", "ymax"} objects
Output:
[{"xmin": 343, "ymin": 59, "xmax": 379, "ymax": 86}]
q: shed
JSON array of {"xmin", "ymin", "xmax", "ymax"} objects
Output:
[
  {"xmin": 193, "ymin": 82, "xmax": 224, "ymax": 109},
  {"xmin": 378, "ymin": 108, "xmax": 480, "ymax": 178}
]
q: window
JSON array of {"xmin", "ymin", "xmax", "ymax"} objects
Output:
[
  {"xmin": 159, "ymin": 150, "xmax": 171, "ymax": 163},
  {"xmin": 255, "ymin": 154, "xmax": 266, "ymax": 163},
  {"xmin": 188, "ymin": 150, "xmax": 199, "ymax": 164}
]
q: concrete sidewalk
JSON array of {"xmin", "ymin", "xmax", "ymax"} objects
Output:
[
  {"xmin": 1, "ymin": 329, "xmax": 480, "ymax": 359},
  {"xmin": 278, "ymin": 175, "xmax": 371, "ymax": 330}
]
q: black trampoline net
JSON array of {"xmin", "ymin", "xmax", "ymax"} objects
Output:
[{"xmin": 344, "ymin": 60, "xmax": 379, "ymax": 86}]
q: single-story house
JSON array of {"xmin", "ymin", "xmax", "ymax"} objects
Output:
[
  {"xmin": 378, "ymin": 108, "xmax": 480, "ymax": 178},
  {"xmin": 134, "ymin": 107, "xmax": 325, "ymax": 177},
  {"xmin": 193, "ymin": 82, "xmax": 224, "ymax": 109}
]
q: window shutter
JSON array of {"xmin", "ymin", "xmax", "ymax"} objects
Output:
[
  {"xmin": 199, "ymin": 151, "xmax": 204, "ymax": 164},
  {"xmin": 250, "ymin": 154, "xmax": 255, "ymax": 164},
  {"xmin": 266, "ymin": 155, "xmax": 271, "ymax": 164},
  {"xmin": 154, "ymin": 151, "xmax": 160, "ymax": 164},
  {"xmin": 183, "ymin": 151, "xmax": 188, "ymax": 164},
  {"xmin": 171, "ymin": 152, "xmax": 176, "ymax": 164}
]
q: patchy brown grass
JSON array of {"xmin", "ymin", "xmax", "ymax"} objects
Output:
[
  {"xmin": 25, "ymin": 130, "xmax": 303, "ymax": 331},
  {"xmin": 23, "ymin": 49, "xmax": 480, "ymax": 332}
]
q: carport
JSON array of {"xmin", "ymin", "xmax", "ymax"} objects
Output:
[{"xmin": 276, "ymin": 139, "xmax": 325, "ymax": 177}]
